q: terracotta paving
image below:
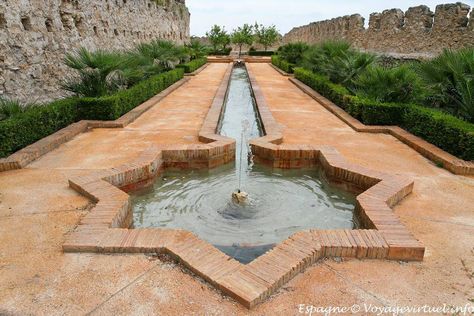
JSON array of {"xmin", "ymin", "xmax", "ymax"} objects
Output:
[
  {"xmin": 28, "ymin": 63, "xmax": 229, "ymax": 170},
  {"xmin": 0, "ymin": 62, "xmax": 473, "ymax": 314}
]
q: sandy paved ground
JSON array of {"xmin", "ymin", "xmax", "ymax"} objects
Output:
[{"xmin": 0, "ymin": 62, "xmax": 473, "ymax": 315}]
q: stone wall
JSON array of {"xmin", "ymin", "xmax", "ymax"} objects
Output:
[
  {"xmin": 283, "ymin": 2, "xmax": 474, "ymax": 58},
  {"xmin": 0, "ymin": 0, "xmax": 190, "ymax": 103}
]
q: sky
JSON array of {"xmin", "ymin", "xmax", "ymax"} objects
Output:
[{"xmin": 187, "ymin": 0, "xmax": 474, "ymax": 36}]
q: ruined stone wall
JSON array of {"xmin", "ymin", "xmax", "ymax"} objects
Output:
[
  {"xmin": 283, "ymin": 3, "xmax": 474, "ymax": 58},
  {"xmin": 0, "ymin": 0, "xmax": 190, "ymax": 103}
]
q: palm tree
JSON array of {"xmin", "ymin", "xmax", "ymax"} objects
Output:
[
  {"xmin": 418, "ymin": 48, "xmax": 474, "ymax": 122},
  {"xmin": 62, "ymin": 47, "xmax": 129, "ymax": 97}
]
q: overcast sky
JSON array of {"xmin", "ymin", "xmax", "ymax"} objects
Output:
[{"xmin": 187, "ymin": 0, "xmax": 474, "ymax": 36}]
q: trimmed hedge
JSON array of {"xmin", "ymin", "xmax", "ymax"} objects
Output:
[
  {"xmin": 0, "ymin": 68, "xmax": 184, "ymax": 158},
  {"xmin": 271, "ymin": 55, "xmax": 295, "ymax": 74},
  {"xmin": 77, "ymin": 68, "xmax": 184, "ymax": 120},
  {"xmin": 0, "ymin": 98, "xmax": 79, "ymax": 157},
  {"xmin": 294, "ymin": 68, "xmax": 474, "ymax": 160},
  {"xmin": 249, "ymin": 50, "xmax": 275, "ymax": 56},
  {"xmin": 208, "ymin": 48, "xmax": 232, "ymax": 56},
  {"xmin": 403, "ymin": 105, "xmax": 474, "ymax": 160},
  {"xmin": 177, "ymin": 58, "xmax": 207, "ymax": 73}
]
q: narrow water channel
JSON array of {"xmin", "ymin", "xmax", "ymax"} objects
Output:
[{"xmin": 132, "ymin": 65, "xmax": 356, "ymax": 264}]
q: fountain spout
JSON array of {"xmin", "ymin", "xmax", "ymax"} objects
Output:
[{"xmin": 232, "ymin": 190, "xmax": 249, "ymax": 204}]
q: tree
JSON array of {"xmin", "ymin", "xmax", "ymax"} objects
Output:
[
  {"xmin": 231, "ymin": 24, "xmax": 254, "ymax": 57},
  {"xmin": 254, "ymin": 24, "xmax": 279, "ymax": 51},
  {"xmin": 206, "ymin": 25, "xmax": 230, "ymax": 52}
]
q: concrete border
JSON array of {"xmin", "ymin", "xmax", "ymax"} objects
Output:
[{"xmin": 62, "ymin": 62, "xmax": 424, "ymax": 309}]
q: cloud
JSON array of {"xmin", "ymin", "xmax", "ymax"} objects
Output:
[{"xmin": 187, "ymin": 0, "xmax": 474, "ymax": 36}]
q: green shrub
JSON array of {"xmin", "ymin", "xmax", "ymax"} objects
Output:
[
  {"xmin": 354, "ymin": 65, "xmax": 425, "ymax": 103},
  {"xmin": 248, "ymin": 50, "xmax": 275, "ymax": 56},
  {"xmin": 0, "ymin": 98, "xmax": 37, "ymax": 121},
  {"xmin": 402, "ymin": 105, "xmax": 474, "ymax": 160},
  {"xmin": 272, "ymin": 55, "xmax": 296, "ymax": 74},
  {"xmin": 0, "ymin": 98, "xmax": 79, "ymax": 158},
  {"xmin": 208, "ymin": 47, "xmax": 232, "ymax": 56},
  {"xmin": 294, "ymin": 68, "xmax": 350, "ymax": 107},
  {"xmin": 77, "ymin": 68, "xmax": 184, "ymax": 120},
  {"xmin": 302, "ymin": 40, "xmax": 376, "ymax": 86},
  {"xmin": 418, "ymin": 48, "xmax": 474, "ymax": 123},
  {"xmin": 348, "ymin": 96, "xmax": 405, "ymax": 125},
  {"xmin": 177, "ymin": 57, "xmax": 207, "ymax": 73},
  {"xmin": 277, "ymin": 42, "xmax": 309, "ymax": 65},
  {"xmin": 295, "ymin": 67, "xmax": 474, "ymax": 159}
]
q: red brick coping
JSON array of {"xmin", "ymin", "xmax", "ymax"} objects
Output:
[
  {"xmin": 63, "ymin": 62, "xmax": 424, "ymax": 309},
  {"xmin": 289, "ymin": 77, "xmax": 474, "ymax": 176}
]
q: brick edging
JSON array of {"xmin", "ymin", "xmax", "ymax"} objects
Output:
[
  {"xmin": 0, "ymin": 77, "xmax": 190, "ymax": 172},
  {"xmin": 289, "ymin": 77, "xmax": 474, "ymax": 176},
  {"xmin": 62, "ymin": 61, "xmax": 424, "ymax": 310}
]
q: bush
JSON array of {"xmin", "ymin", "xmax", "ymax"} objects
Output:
[
  {"xmin": 277, "ymin": 42, "xmax": 309, "ymax": 65},
  {"xmin": 177, "ymin": 57, "xmax": 207, "ymax": 73},
  {"xmin": 208, "ymin": 47, "xmax": 232, "ymax": 56},
  {"xmin": 295, "ymin": 67, "xmax": 474, "ymax": 159},
  {"xmin": 77, "ymin": 68, "xmax": 184, "ymax": 120},
  {"xmin": 272, "ymin": 55, "xmax": 296, "ymax": 74},
  {"xmin": 0, "ymin": 98, "xmax": 79, "ymax": 157},
  {"xmin": 302, "ymin": 40, "xmax": 376, "ymax": 86},
  {"xmin": 402, "ymin": 105, "xmax": 474, "ymax": 160},
  {"xmin": 248, "ymin": 50, "xmax": 275, "ymax": 56},
  {"xmin": 418, "ymin": 48, "xmax": 474, "ymax": 123},
  {"xmin": 354, "ymin": 65, "xmax": 425, "ymax": 104},
  {"xmin": 294, "ymin": 68, "xmax": 350, "ymax": 106}
]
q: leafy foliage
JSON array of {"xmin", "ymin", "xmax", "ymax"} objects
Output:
[
  {"xmin": 418, "ymin": 48, "xmax": 474, "ymax": 123},
  {"xmin": 0, "ymin": 98, "xmax": 36, "ymax": 121},
  {"xmin": 62, "ymin": 48, "xmax": 130, "ymax": 97},
  {"xmin": 77, "ymin": 68, "xmax": 184, "ymax": 120},
  {"xmin": 302, "ymin": 40, "xmax": 376, "ymax": 86},
  {"xmin": 185, "ymin": 39, "xmax": 208, "ymax": 59},
  {"xmin": 294, "ymin": 67, "xmax": 474, "ymax": 160},
  {"xmin": 271, "ymin": 55, "xmax": 295, "ymax": 74},
  {"xmin": 206, "ymin": 25, "xmax": 231, "ymax": 51},
  {"xmin": 231, "ymin": 24, "xmax": 254, "ymax": 57},
  {"xmin": 354, "ymin": 65, "xmax": 425, "ymax": 103},
  {"xmin": 0, "ymin": 98, "xmax": 79, "ymax": 158},
  {"xmin": 176, "ymin": 58, "xmax": 207, "ymax": 73},
  {"xmin": 277, "ymin": 42, "xmax": 309, "ymax": 65},
  {"xmin": 254, "ymin": 24, "xmax": 279, "ymax": 51}
]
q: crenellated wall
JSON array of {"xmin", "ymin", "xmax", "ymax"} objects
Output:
[
  {"xmin": 283, "ymin": 2, "xmax": 474, "ymax": 58},
  {"xmin": 0, "ymin": 0, "xmax": 190, "ymax": 103}
]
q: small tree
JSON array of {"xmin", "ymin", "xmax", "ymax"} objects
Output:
[
  {"xmin": 231, "ymin": 24, "xmax": 254, "ymax": 57},
  {"xmin": 254, "ymin": 24, "xmax": 279, "ymax": 51},
  {"xmin": 206, "ymin": 25, "xmax": 230, "ymax": 52}
]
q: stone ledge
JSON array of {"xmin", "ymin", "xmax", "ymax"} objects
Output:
[{"xmin": 289, "ymin": 77, "xmax": 474, "ymax": 176}]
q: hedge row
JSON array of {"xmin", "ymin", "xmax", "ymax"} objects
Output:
[
  {"xmin": 209, "ymin": 48, "xmax": 232, "ymax": 56},
  {"xmin": 271, "ymin": 55, "xmax": 295, "ymax": 74},
  {"xmin": 77, "ymin": 68, "xmax": 184, "ymax": 120},
  {"xmin": 0, "ymin": 68, "xmax": 184, "ymax": 158},
  {"xmin": 249, "ymin": 50, "xmax": 275, "ymax": 56},
  {"xmin": 0, "ymin": 98, "xmax": 80, "ymax": 158},
  {"xmin": 294, "ymin": 68, "xmax": 474, "ymax": 160},
  {"xmin": 177, "ymin": 58, "xmax": 207, "ymax": 73}
]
